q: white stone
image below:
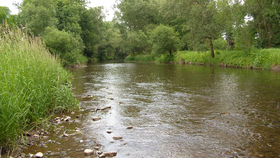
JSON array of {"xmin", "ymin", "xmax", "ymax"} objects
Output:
[
  {"xmin": 35, "ymin": 152, "xmax": 43, "ymax": 158},
  {"xmin": 84, "ymin": 149, "xmax": 94, "ymax": 156}
]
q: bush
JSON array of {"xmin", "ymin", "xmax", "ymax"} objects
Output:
[
  {"xmin": 0, "ymin": 25, "xmax": 77, "ymax": 151},
  {"xmin": 43, "ymin": 27, "xmax": 85, "ymax": 66},
  {"xmin": 150, "ymin": 24, "xmax": 181, "ymax": 56}
]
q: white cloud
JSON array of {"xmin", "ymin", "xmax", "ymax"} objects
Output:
[
  {"xmin": 0, "ymin": 0, "xmax": 22, "ymax": 15},
  {"xmin": 88, "ymin": 0, "xmax": 116, "ymax": 21}
]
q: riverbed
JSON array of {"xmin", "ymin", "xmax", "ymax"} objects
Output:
[{"xmin": 22, "ymin": 62, "xmax": 280, "ymax": 157}]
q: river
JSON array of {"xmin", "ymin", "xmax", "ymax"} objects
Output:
[{"xmin": 22, "ymin": 62, "xmax": 280, "ymax": 157}]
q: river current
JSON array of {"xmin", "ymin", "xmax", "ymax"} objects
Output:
[{"xmin": 23, "ymin": 62, "xmax": 280, "ymax": 157}]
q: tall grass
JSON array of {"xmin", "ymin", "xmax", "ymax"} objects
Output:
[
  {"xmin": 125, "ymin": 49, "xmax": 280, "ymax": 69},
  {"xmin": 0, "ymin": 25, "xmax": 77, "ymax": 152},
  {"xmin": 174, "ymin": 49, "xmax": 280, "ymax": 69}
]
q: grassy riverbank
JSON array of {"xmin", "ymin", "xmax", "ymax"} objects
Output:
[
  {"xmin": 125, "ymin": 49, "xmax": 280, "ymax": 70},
  {"xmin": 0, "ymin": 26, "xmax": 77, "ymax": 153}
]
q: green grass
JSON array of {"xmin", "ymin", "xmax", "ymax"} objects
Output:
[
  {"xmin": 125, "ymin": 49, "xmax": 280, "ymax": 70},
  {"xmin": 0, "ymin": 25, "xmax": 77, "ymax": 153},
  {"xmin": 174, "ymin": 49, "xmax": 280, "ymax": 69}
]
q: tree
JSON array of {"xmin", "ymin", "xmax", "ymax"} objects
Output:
[
  {"xmin": 0, "ymin": 6, "xmax": 10, "ymax": 23},
  {"xmin": 244, "ymin": 0, "xmax": 280, "ymax": 48},
  {"xmin": 150, "ymin": 24, "xmax": 180, "ymax": 56},
  {"xmin": 19, "ymin": 0, "xmax": 57, "ymax": 35},
  {"xmin": 79, "ymin": 6, "xmax": 105, "ymax": 58},
  {"xmin": 43, "ymin": 27, "xmax": 84, "ymax": 65},
  {"xmin": 114, "ymin": 0, "xmax": 160, "ymax": 31}
]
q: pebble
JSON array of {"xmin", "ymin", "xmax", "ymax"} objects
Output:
[
  {"xmin": 42, "ymin": 136, "xmax": 50, "ymax": 139},
  {"xmin": 99, "ymin": 151, "xmax": 117, "ymax": 158},
  {"xmin": 113, "ymin": 136, "xmax": 122, "ymax": 140},
  {"xmin": 35, "ymin": 152, "xmax": 43, "ymax": 158},
  {"xmin": 76, "ymin": 114, "xmax": 82, "ymax": 118},
  {"xmin": 93, "ymin": 146, "xmax": 100, "ymax": 150},
  {"xmin": 84, "ymin": 149, "xmax": 94, "ymax": 156},
  {"xmin": 106, "ymin": 130, "xmax": 112, "ymax": 134},
  {"xmin": 127, "ymin": 126, "xmax": 133, "ymax": 129},
  {"xmin": 65, "ymin": 116, "xmax": 71, "ymax": 121},
  {"xmin": 100, "ymin": 106, "xmax": 111, "ymax": 110},
  {"xmin": 92, "ymin": 117, "xmax": 101, "ymax": 121}
]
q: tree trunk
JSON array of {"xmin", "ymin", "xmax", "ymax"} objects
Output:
[
  {"xmin": 209, "ymin": 37, "xmax": 215, "ymax": 58},
  {"xmin": 191, "ymin": 27, "xmax": 196, "ymax": 51},
  {"xmin": 169, "ymin": 49, "xmax": 172, "ymax": 56}
]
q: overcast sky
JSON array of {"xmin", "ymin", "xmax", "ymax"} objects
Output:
[{"xmin": 0, "ymin": 0, "xmax": 116, "ymax": 21}]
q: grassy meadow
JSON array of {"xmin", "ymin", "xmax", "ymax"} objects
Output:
[{"xmin": 0, "ymin": 25, "xmax": 77, "ymax": 152}]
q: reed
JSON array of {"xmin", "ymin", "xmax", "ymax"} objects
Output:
[{"xmin": 0, "ymin": 25, "xmax": 77, "ymax": 152}]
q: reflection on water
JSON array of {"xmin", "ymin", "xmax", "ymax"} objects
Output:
[{"xmin": 23, "ymin": 62, "xmax": 280, "ymax": 157}]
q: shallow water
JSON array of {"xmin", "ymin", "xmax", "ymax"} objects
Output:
[{"xmin": 23, "ymin": 62, "xmax": 280, "ymax": 157}]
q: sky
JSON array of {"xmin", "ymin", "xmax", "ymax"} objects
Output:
[{"xmin": 0, "ymin": 0, "xmax": 116, "ymax": 21}]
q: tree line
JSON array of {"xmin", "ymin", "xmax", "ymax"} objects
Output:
[
  {"xmin": 1, "ymin": 0, "xmax": 280, "ymax": 64},
  {"xmin": 1, "ymin": 0, "xmax": 126, "ymax": 65},
  {"xmin": 113, "ymin": 0, "xmax": 280, "ymax": 59}
]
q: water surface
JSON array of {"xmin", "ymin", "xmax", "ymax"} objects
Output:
[{"xmin": 24, "ymin": 62, "xmax": 280, "ymax": 157}]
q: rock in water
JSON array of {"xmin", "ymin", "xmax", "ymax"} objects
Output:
[
  {"xmin": 127, "ymin": 126, "xmax": 133, "ymax": 129},
  {"xmin": 113, "ymin": 136, "xmax": 122, "ymax": 140},
  {"xmin": 84, "ymin": 149, "xmax": 94, "ymax": 156},
  {"xmin": 92, "ymin": 117, "xmax": 101, "ymax": 121},
  {"xmin": 99, "ymin": 151, "xmax": 117, "ymax": 157},
  {"xmin": 35, "ymin": 152, "xmax": 43, "ymax": 158}
]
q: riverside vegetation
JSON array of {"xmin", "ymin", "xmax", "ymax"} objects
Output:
[
  {"xmin": 0, "ymin": 25, "xmax": 77, "ymax": 154},
  {"xmin": 125, "ymin": 48, "xmax": 280, "ymax": 70}
]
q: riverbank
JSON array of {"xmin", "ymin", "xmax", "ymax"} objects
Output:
[
  {"xmin": 125, "ymin": 48, "xmax": 280, "ymax": 70},
  {"xmin": 0, "ymin": 26, "xmax": 77, "ymax": 155}
]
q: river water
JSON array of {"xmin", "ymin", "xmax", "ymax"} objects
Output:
[{"xmin": 23, "ymin": 62, "xmax": 280, "ymax": 157}]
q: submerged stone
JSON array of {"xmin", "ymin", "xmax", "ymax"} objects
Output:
[
  {"xmin": 92, "ymin": 117, "xmax": 101, "ymax": 121},
  {"xmin": 35, "ymin": 152, "xmax": 43, "ymax": 158},
  {"xmin": 113, "ymin": 136, "xmax": 122, "ymax": 140},
  {"xmin": 99, "ymin": 151, "xmax": 117, "ymax": 157},
  {"xmin": 84, "ymin": 149, "xmax": 94, "ymax": 156}
]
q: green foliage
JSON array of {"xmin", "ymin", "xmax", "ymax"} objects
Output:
[
  {"xmin": 155, "ymin": 54, "xmax": 174, "ymax": 63},
  {"xmin": 213, "ymin": 38, "xmax": 230, "ymax": 51},
  {"xmin": 0, "ymin": 25, "xmax": 77, "ymax": 151},
  {"xmin": 125, "ymin": 52, "xmax": 155, "ymax": 62},
  {"xmin": 19, "ymin": 0, "xmax": 58, "ymax": 35},
  {"xmin": 43, "ymin": 27, "xmax": 85, "ymax": 66},
  {"xmin": 174, "ymin": 49, "xmax": 280, "ymax": 69},
  {"xmin": 0, "ymin": 6, "xmax": 11, "ymax": 22},
  {"xmin": 150, "ymin": 24, "xmax": 180, "ymax": 56},
  {"xmin": 79, "ymin": 7, "xmax": 104, "ymax": 58},
  {"xmin": 125, "ymin": 54, "xmax": 135, "ymax": 61}
]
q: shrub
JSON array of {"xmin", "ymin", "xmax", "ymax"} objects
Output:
[
  {"xmin": 150, "ymin": 25, "xmax": 181, "ymax": 56},
  {"xmin": 43, "ymin": 27, "xmax": 85, "ymax": 66}
]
